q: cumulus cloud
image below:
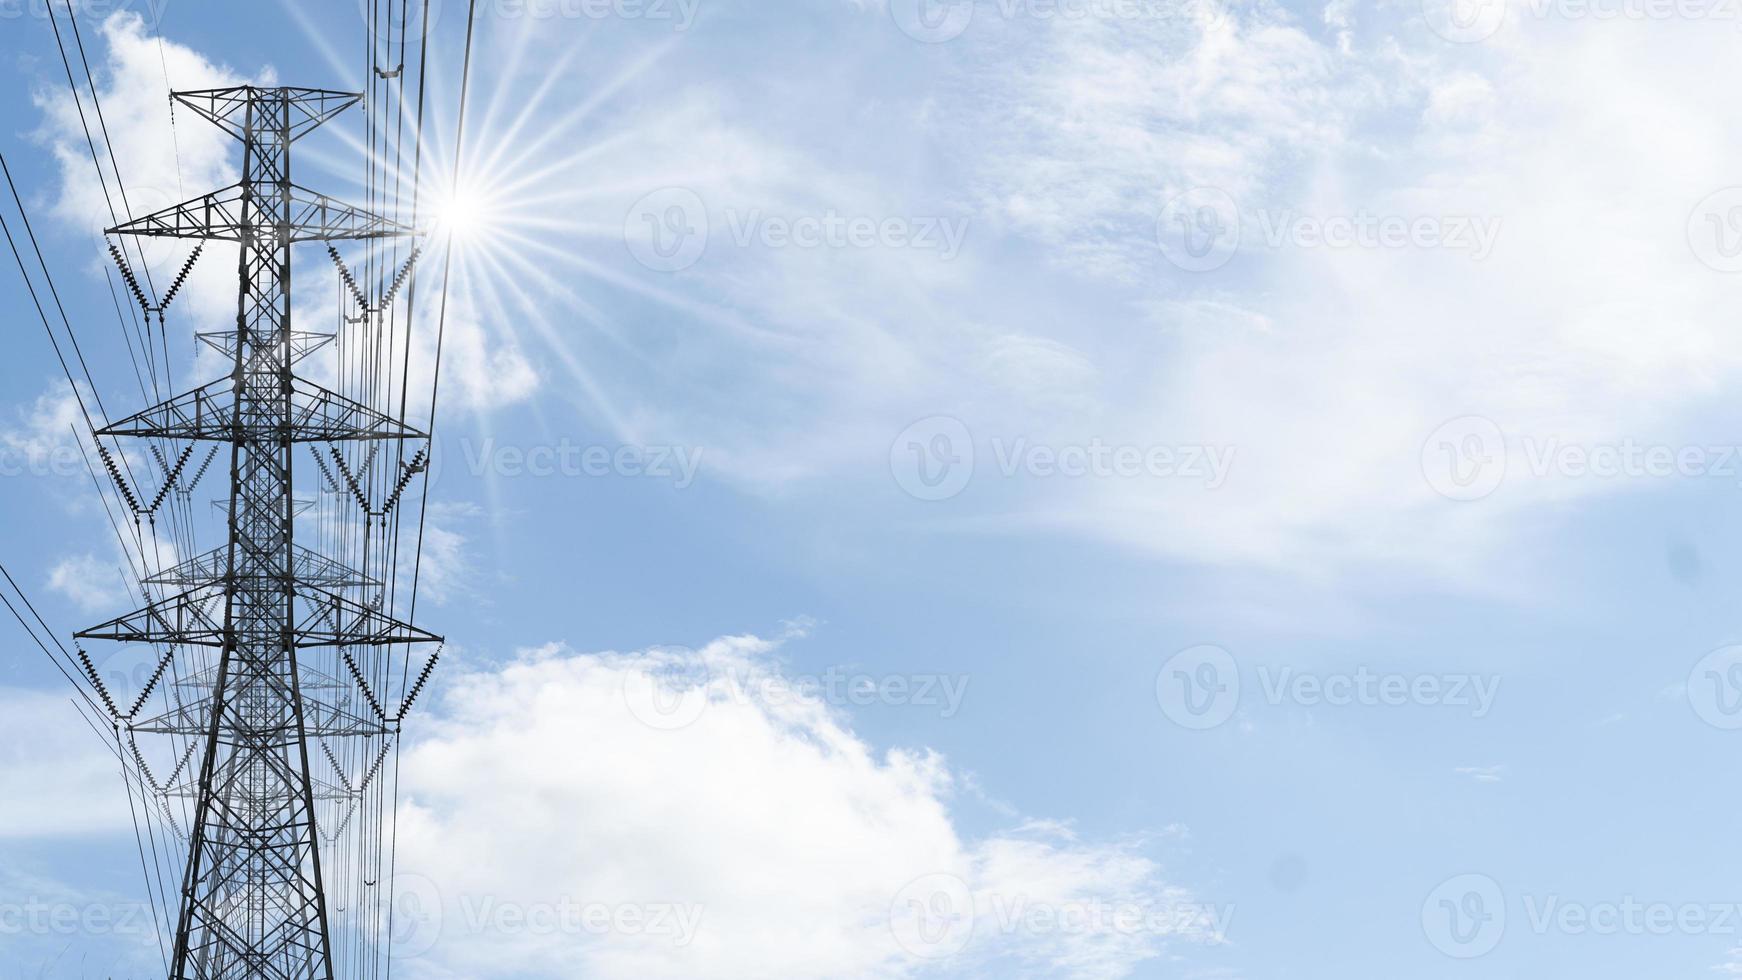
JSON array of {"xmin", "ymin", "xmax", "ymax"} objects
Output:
[
  {"xmin": 32, "ymin": 15, "xmax": 536, "ymax": 420},
  {"xmin": 34, "ymin": 11, "xmax": 249, "ymax": 339},
  {"xmin": 0, "ymin": 382, "xmax": 84, "ymax": 481},
  {"xmin": 0, "ymin": 688, "xmax": 130, "ymax": 839},
  {"xmin": 393, "ymin": 632, "xmax": 1214, "ymax": 979},
  {"xmin": 408, "ymin": 287, "xmax": 540, "ymax": 414},
  {"xmin": 46, "ymin": 551, "xmax": 129, "ymax": 613}
]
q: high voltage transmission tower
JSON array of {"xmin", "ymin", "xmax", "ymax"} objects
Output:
[{"xmin": 71, "ymin": 85, "xmax": 441, "ymax": 979}]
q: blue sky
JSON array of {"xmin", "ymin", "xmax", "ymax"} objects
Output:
[{"xmin": 4, "ymin": 0, "xmax": 1742, "ymax": 978}]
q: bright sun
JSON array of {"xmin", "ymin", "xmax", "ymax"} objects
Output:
[{"xmin": 435, "ymin": 190, "xmax": 485, "ymax": 239}]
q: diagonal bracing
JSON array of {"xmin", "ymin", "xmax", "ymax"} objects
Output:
[{"xmin": 76, "ymin": 85, "xmax": 441, "ymax": 980}]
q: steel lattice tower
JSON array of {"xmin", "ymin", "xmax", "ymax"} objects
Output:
[{"xmin": 73, "ymin": 85, "xmax": 440, "ymax": 979}]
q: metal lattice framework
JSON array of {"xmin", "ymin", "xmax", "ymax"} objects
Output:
[{"xmin": 73, "ymin": 86, "xmax": 441, "ymax": 980}]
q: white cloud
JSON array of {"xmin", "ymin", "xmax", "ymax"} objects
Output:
[
  {"xmin": 34, "ymin": 12, "xmax": 250, "ymax": 340},
  {"xmin": 961, "ymin": 6, "xmax": 1347, "ymax": 282},
  {"xmin": 40, "ymin": 0, "xmax": 1742, "ymax": 599},
  {"xmin": 0, "ymin": 860, "xmax": 162, "ymax": 975},
  {"xmin": 408, "ymin": 288, "xmax": 541, "ymax": 414},
  {"xmin": 0, "ymin": 688, "xmax": 130, "ymax": 838},
  {"xmin": 854, "ymin": 6, "xmax": 1742, "ymax": 583},
  {"xmin": 394, "ymin": 632, "xmax": 1212, "ymax": 979},
  {"xmin": 396, "ymin": 500, "xmax": 478, "ymax": 607},
  {"xmin": 1453, "ymin": 765, "xmax": 1504, "ymax": 783},
  {"xmin": 0, "ymin": 382, "xmax": 83, "ymax": 478},
  {"xmin": 46, "ymin": 551, "xmax": 129, "ymax": 613}
]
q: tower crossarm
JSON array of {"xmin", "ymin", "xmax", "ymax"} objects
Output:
[
  {"xmin": 106, "ymin": 182, "xmax": 417, "ymax": 242},
  {"xmin": 95, "ymin": 375, "xmax": 428, "ymax": 443},
  {"xmin": 145, "ymin": 544, "xmax": 384, "ymax": 592},
  {"xmin": 130, "ymin": 693, "xmax": 394, "ymax": 741},
  {"xmin": 172, "ymin": 86, "xmax": 362, "ymax": 144},
  {"xmin": 76, "ymin": 584, "xmax": 441, "ymax": 650}
]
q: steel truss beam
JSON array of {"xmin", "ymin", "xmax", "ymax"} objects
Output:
[{"xmin": 95, "ymin": 375, "xmax": 427, "ymax": 443}]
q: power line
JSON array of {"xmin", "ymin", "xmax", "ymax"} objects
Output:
[
  {"xmin": 69, "ymin": 83, "xmax": 446, "ymax": 979},
  {"xmin": 10, "ymin": 6, "xmax": 470, "ymax": 974}
]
